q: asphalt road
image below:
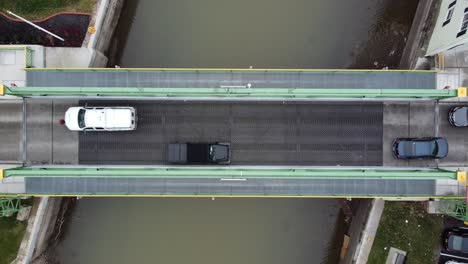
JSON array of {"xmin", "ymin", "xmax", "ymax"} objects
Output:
[{"xmin": 439, "ymin": 102, "xmax": 468, "ymax": 167}]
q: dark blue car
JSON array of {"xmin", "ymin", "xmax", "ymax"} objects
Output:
[
  {"xmin": 444, "ymin": 228, "xmax": 468, "ymax": 254},
  {"xmin": 392, "ymin": 137, "xmax": 448, "ymax": 159}
]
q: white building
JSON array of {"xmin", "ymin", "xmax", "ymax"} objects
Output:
[
  {"xmin": 427, "ymin": 0, "xmax": 468, "ymax": 56},
  {"xmin": 0, "ymin": 44, "xmax": 95, "ymax": 90},
  {"xmin": 0, "ymin": 45, "xmax": 41, "ymax": 87}
]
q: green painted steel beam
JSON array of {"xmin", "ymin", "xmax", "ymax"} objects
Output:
[
  {"xmin": 3, "ymin": 86, "xmax": 458, "ymax": 99},
  {"xmin": 438, "ymin": 200, "xmax": 468, "ymax": 223},
  {"xmin": 24, "ymin": 68, "xmax": 437, "ymax": 73},
  {"xmin": 0, "ymin": 198, "xmax": 22, "ymax": 217},
  {"xmin": 4, "ymin": 167, "xmax": 457, "ymax": 180}
]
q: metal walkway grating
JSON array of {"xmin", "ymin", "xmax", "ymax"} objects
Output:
[
  {"xmin": 26, "ymin": 70, "xmax": 437, "ymax": 89},
  {"xmin": 25, "ymin": 177, "xmax": 437, "ymax": 196}
]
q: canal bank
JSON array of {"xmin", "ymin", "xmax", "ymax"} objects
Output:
[{"xmin": 86, "ymin": 0, "xmax": 125, "ymax": 67}]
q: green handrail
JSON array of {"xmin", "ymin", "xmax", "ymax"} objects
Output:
[
  {"xmin": 3, "ymin": 167, "xmax": 458, "ymax": 180},
  {"xmin": 3, "ymin": 86, "xmax": 458, "ymax": 99}
]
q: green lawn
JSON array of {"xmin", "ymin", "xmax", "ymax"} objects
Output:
[
  {"xmin": 368, "ymin": 202, "xmax": 444, "ymax": 264},
  {"xmin": 0, "ymin": 217, "xmax": 26, "ymax": 264},
  {"xmin": 0, "ymin": 0, "xmax": 96, "ymax": 20}
]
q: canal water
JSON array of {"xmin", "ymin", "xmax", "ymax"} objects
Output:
[
  {"xmin": 109, "ymin": 0, "xmax": 418, "ymax": 69},
  {"xmin": 54, "ymin": 198, "xmax": 342, "ymax": 264},
  {"xmin": 53, "ymin": 0, "xmax": 419, "ymax": 263}
]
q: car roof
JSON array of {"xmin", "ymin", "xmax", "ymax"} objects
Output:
[
  {"xmin": 452, "ymin": 107, "xmax": 468, "ymax": 126},
  {"xmin": 84, "ymin": 108, "xmax": 133, "ymax": 128},
  {"xmin": 398, "ymin": 140, "xmax": 434, "ymax": 156},
  {"xmin": 448, "ymin": 233, "xmax": 468, "ymax": 252}
]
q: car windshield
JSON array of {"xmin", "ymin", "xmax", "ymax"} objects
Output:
[
  {"xmin": 449, "ymin": 235, "xmax": 468, "ymax": 252},
  {"xmin": 430, "ymin": 141, "xmax": 438, "ymax": 156},
  {"xmin": 78, "ymin": 109, "xmax": 86, "ymax": 128}
]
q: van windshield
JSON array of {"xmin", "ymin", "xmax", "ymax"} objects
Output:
[
  {"xmin": 78, "ymin": 109, "xmax": 86, "ymax": 128},
  {"xmin": 209, "ymin": 145, "xmax": 228, "ymax": 162}
]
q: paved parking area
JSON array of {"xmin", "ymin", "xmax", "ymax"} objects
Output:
[
  {"xmin": 78, "ymin": 101, "xmax": 383, "ymax": 166},
  {"xmin": 439, "ymin": 102, "xmax": 468, "ymax": 167},
  {"xmin": 0, "ymin": 100, "xmax": 23, "ymax": 163},
  {"xmin": 382, "ymin": 101, "xmax": 437, "ymax": 167},
  {"xmin": 382, "ymin": 100, "xmax": 468, "ymax": 168},
  {"xmin": 24, "ymin": 99, "xmax": 78, "ymax": 165}
]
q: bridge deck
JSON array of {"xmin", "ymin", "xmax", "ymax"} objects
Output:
[{"xmin": 6, "ymin": 69, "xmax": 465, "ymax": 196}]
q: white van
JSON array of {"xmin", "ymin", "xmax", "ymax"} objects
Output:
[{"xmin": 64, "ymin": 106, "xmax": 137, "ymax": 131}]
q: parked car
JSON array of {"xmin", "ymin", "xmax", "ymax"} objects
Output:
[
  {"xmin": 168, "ymin": 143, "xmax": 230, "ymax": 164},
  {"xmin": 444, "ymin": 228, "xmax": 468, "ymax": 254},
  {"xmin": 449, "ymin": 106, "xmax": 468, "ymax": 127},
  {"xmin": 64, "ymin": 106, "xmax": 136, "ymax": 131},
  {"xmin": 392, "ymin": 137, "xmax": 448, "ymax": 159}
]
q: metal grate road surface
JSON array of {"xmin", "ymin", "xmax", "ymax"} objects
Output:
[{"xmin": 79, "ymin": 101, "xmax": 383, "ymax": 166}]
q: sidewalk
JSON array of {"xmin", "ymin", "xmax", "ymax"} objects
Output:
[{"xmin": 340, "ymin": 199, "xmax": 385, "ymax": 264}]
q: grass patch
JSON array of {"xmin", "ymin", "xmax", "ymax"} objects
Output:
[
  {"xmin": 0, "ymin": 216, "xmax": 26, "ymax": 264},
  {"xmin": 0, "ymin": 0, "xmax": 96, "ymax": 20},
  {"xmin": 368, "ymin": 202, "xmax": 444, "ymax": 264}
]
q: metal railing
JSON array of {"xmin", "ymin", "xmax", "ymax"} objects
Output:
[
  {"xmin": 1, "ymin": 86, "xmax": 460, "ymax": 99},
  {"xmin": 0, "ymin": 197, "xmax": 22, "ymax": 217},
  {"xmin": 3, "ymin": 166, "xmax": 458, "ymax": 180}
]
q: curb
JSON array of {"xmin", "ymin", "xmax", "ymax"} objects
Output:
[{"xmin": 0, "ymin": 11, "xmax": 90, "ymax": 23}]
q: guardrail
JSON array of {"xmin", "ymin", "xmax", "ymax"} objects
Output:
[
  {"xmin": 1, "ymin": 85, "xmax": 464, "ymax": 99},
  {"xmin": 2, "ymin": 166, "xmax": 458, "ymax": 180}
]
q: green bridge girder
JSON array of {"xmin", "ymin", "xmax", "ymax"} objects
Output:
[
  {"xmin": 3, "ymin": 167, "xmax": 458, "ymax": 180},
  {"xmin": 1, "ymin": 86, "xmax": 461, "ymax": 99},
  {"xmin": 0, "ymin": 198, "xmax": 22, "ymax": 217},
  {"xmin": 439, "ymin": 200, "xmax": 468, "ymax": 223}
]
